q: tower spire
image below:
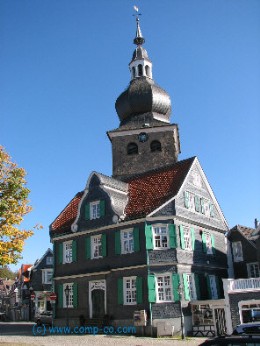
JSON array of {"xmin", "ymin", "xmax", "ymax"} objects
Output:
[{"xmin": 133, "ymin": 6, "xmax": 145, "ymax": 46}]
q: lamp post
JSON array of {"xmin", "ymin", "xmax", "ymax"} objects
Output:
[
  {"xmin": 178, "ymin": 283, "xmax": 185, "ymax": 340},
  {"xmin": 64, "ymin": 285, "xmax": 71, "ymax": 327},
  {"xmin": 29, "ymin": 286, "xmax": 34, "ymax": 321}
]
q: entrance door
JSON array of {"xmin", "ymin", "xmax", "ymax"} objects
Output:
[
  {"xmin": 91, "ymin": 289, "xmax": 105, "ymax": 318},
  {"xmin": 214, "ymin": 308, "xmax": 226, "ymax": 336}
]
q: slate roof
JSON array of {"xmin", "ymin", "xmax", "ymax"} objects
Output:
[{"xmin": 50, "ymin": 157, "xmax": 195, "ymax": 236}]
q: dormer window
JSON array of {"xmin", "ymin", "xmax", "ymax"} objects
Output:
[
  {"xmin": 127, "ymin": 143, "xmax": 138, "ymax": 155},
  {"xmin": 150, "ymin": 140, "xmax": 161, "ymax": 152}
]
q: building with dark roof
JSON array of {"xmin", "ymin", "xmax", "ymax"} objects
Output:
[{"xmin": 50, "ymin": 13, "xmax": 229, "ymax": 337}]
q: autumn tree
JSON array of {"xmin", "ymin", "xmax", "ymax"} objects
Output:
[{"xmin": 0, "ymin": 146, "xmax": 33, "ymax": 266}]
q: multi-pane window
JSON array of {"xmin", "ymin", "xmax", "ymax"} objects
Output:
[
  {"xmin": 186, "ymin": 274, "xmax": 197, "ymax": 301},
  {"xmin": 90, "ymin": 201, "xmax": 100, "ymax": 220},
  {"xmin": 121, "ymin": 229, "xmax": 134, "ymax": 254},
  {"xmin": 124, "ymin": 277, "xmax": 136, "ymax": 305},
  {"xmin": 42, "ymin": 269, "xmax": 53, "ymax": 284},
  {"xmin": 247, "ymin": 263, "xmax": 260, "ymax": 278},
  {"xmin": 46, "ymin": 256, "xmax": 53, "ymax": 265},
  {"xmin": 208, "ymin": 275, "xmax": 218, "ymax": 299},
  {"xmin": 153, "ymin": 225, "xmax": 169, "ymax": 249},
  {"xmin": 63, "ymin": 241, "xmax": 73, "ymax": 263},
  {"xmin": 232, "ymin": 241, "xmax": 243, "ymax": 262},
  {"xmin": 156, "ymin": 275, "xmax": 172, "ymax": 302},
  {"xmin": 205, "ymin": 232, "xmax": 213, "ymax": 255},
  {"xmin": 63, "ymin": 283, "xmax": 74, "ymax": 308},
  {"xmin": 91, "ymin": 235, "xmax": 102, "ymax": 259},
  {"xmin": 183, "ymin": 227, "xmax": 192, "ymax": 250}
]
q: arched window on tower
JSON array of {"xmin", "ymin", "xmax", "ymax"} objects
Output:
[
  {"xmin": 127, "ymin": 142, "xmax": 138, "ymax": 155},
  {"xmin": 150, "ymin": 140, "xmax": 162, "ymax": 152},
  {"xmin": 138, "ymin": 64, "xmax": 143, "ymax": 77},
  {"xmin": 132, "ymin": 67, "xmax": 136, "ymax": 78},
  {"xmin": 145, "ymin": 65, "xmax": 151, "ymax": 77}
]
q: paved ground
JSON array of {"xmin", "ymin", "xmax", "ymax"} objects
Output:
[{"xmin": 0, "ymin": 322, "xmax": 207, "ymax": 346}]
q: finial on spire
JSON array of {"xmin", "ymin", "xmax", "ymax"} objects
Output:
[{"xmin": 133, "ymin": 6, "xmax": 145, "ymax": 46}]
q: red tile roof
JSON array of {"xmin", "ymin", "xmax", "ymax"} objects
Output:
[
  {"xmin": 50, "ymin": 158, "xmax": 195, "ymax": 235},
  {"xmin": 125, "ymin": 157, "xmax": 195, "ymax": 219},
  {"xmin": 51, "ymin": 192, "xmax": 84, "ymax": 232}
]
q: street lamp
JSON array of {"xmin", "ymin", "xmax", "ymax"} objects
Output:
[
  {"xmin": 64, "ymin": 285, "xmax": 71, "ymax": 327},
  {"xmin": 178, "ymin": 283, "xmax": 185, "ymax": 340},
  {"xmin": 29, "ymin": 286, "xmax": 34, "ymax": 321}
]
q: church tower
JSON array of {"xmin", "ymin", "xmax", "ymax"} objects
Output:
[{"xmin": 107, "ymin": 13, "xmax": 181, "ymax": 181}]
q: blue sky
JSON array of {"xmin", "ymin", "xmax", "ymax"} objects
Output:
[{"xmin": 1, "ymin": 0, "xmax": 259, "ymax": 271}]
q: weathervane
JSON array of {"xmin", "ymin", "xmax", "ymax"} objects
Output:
[
  {"xmin": 133, "ymin": 5, "xmax": 142, "ymax": 21},
  {"xmin": 133, "ymin": 6, "xmax": 145, "ymax": 46}
]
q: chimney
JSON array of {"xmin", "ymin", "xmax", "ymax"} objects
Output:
[{"xmin": 255, "ymin": 218, "xmax": 259, "ymax": 229}]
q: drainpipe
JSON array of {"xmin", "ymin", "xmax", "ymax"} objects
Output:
[{"xmin": 146, "ymin": 248, "xmax": 153, "ymax": 337}]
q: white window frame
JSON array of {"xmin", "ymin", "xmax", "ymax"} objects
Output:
[
  {"xmin": 91, "ymin": 234, "xmax": 102, "ymax": 259},
  {"xmin": 63, "ymin": 283, "xmax": 73, "ymax": 308},
  {"xmin": 152, "ymin": 224, "xmax": 169, "ymax": 249},
  {"xmin": 156, "ymin": 274, "xmax": 173, "ymax": 303},
  {"xmin": 232, "ymin": 241, "xmax": 243, "ymax": 262},
  {"xmin": 123, "ymin": 276, "xmax": 136, "ymax": 305},
  {"xmin": 121, "ymin": 229, "xmax": 134, "ymax": 254},
  {"xmin": 42, "ymin": 269, "xmax": 53, "ymax": 284},
  {"xmin": 46, "ymin": 256, "xmax": 53, "ymax": 265},
  {"xmin": 63, "ymin": 240, "xmax": 73, "ymax": 264},
  {"xmin": 186, "ymin": 273, "xmax": 197, "ymax": 301},
  {"xmin": 90, "ymin": 200, "xmax": 100, "ymax": 220},
  {"xmin": 183, "ymin": 226, "xmax": 192, "ymax": 250},
  {"xmin": 208, "ymin": 275, "xmax": 218, "ymax": 299},
  {"xmin": 247, "ymin": 262, "xmax": 260, "ymax": 278},
  {"xmin": 205, "ymin": 232, "xmax": 213, "ymax": 255}
]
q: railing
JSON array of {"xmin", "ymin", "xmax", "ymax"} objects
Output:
[{"xmin": 227, "ymin": 277, "xmax": 260, "ymax": 292}]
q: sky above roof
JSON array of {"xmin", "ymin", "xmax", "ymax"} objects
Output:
[{"xmin": 1, "ymin": 0, "xmax": 259, "ymax": 271}]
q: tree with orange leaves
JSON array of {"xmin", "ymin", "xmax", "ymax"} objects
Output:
[{"xmin": 0, "ymin": 146, "xmax": 34, "ymax": 265}]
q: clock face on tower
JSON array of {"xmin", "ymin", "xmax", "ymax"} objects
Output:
[{"xmin": 138, "ymin": 132, "xmax": 149, "ymax": 143}]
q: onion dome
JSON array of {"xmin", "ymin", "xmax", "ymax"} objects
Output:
[{"xmin": 115, "ymin": 13, "xmax": 172, "ymax": 125}]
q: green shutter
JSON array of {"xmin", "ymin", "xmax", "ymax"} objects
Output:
[
  {"xmin": 115, "ymin": 230, "xmax": 121, "ymax": 255},
  {"xmin": 136, "ymin": 277, "xmax": 143, "ymax": 304},
  {"xmin": 169, "ymin": 224, "xmax": 176, "ymax": 248},
  {"xmin": 191, "ymin": 228, "xmax": 195, "ymax": 250},
  {"xmin": 194, "ymin": 274, "xmax": 201, "ymax": 300},
  {"xmin": 201, "ymin": 198, "xmax": 205, "ymax": 214},
  {"xmin": 85, "ymin": 237, "xmax": 91, "ymax": 259},
  {"xmin": 183, "ymin": 274, "xmax": 190, "ymax": 301},
  {"xmin": 202, "ymin": 232, "xmax": 207, "ymax": 253},
  {"xmin": 172, "ymin": 274, "xmax": 180, "ymax": 302},
  {"xmin": 206, "ymin": 275, "xmax": 212, "ymax": 299},
  {"xmin": 100, "ymin": 200, "xmax": 105, "ymax": 217},
  {"xmin": 145, "ymin": 225, "xmax": 153, "ymax": 250},
  {"xmin": 179, "ymin": 225, "xmax": 185, "ymax": 249},
  {"xmin": 195, "ymin": 195, "xmax": 200, "ymax": 212},
  {"xmin": 216, "ymin": 276, "xmax": 222, "ymax": 298},
  {"xmin": 117, "ymin": 278, "xmax": 123, "ymax": 305},
  {"xmin": 147, "ymin": 274, "xmax": 156, "ymax": 303},
  {"xmin": 184, "ymin": 191, "xmax": 190, "ymax": 208},
  {"xmin": 211, "ymin": 234, "xmax": 216, "ymax": 254},
  {"xmin": 58, "ymin": 284, "xmax": 63, "ymax": 308},
  {"xmin": 101, "ymin": 234, "xmax": 107, "ymax": 257},
  {"xmin": 133, "ymin": 227, "xmax": 140, "ymax": 252},
  {"xmin": 58, "ymin": 243, "xmax": 63, "ymax": 264},
  {"xmin": 73, "ymin": 283, "xmax": 78, "ymax": 308},
  {"xmin": 85, "ymin": 203, "xmax": 90, "ymax": 220},
  {"xmin": 72, "ymin": 240, "xmax": 77, "ymax": 262}
]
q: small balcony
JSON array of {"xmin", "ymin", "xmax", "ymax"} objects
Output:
[{"xmin": 224, "ymin": 277, "xmax": 260, "ymax": 293}]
